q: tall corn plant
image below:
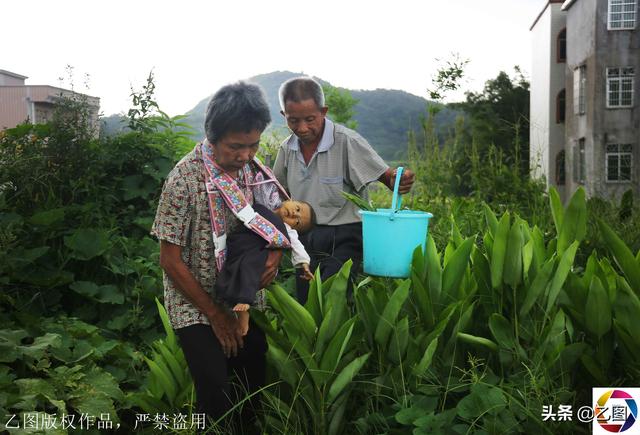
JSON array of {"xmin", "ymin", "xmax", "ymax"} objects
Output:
[{"xmin": 252, "ymin": 261, "xmax": 369, "ymax": 435}]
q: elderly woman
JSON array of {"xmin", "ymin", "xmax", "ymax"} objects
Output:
[{"xmin": 151, "ymin": 81, "xmax": 284, "ymax": 432}]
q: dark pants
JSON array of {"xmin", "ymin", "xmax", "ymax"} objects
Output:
[
  {"xmin": 295, "ymin": 222, "xmax": 363, "ymax": 303},
  {"xmin": 176, "ymin": 320, "xmax": 267, "ymax": 433}
]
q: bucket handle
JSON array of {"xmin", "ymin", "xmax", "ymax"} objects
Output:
[{"xmin": 389, "ymin": 166, "xmax": 404, "ymax": 219}]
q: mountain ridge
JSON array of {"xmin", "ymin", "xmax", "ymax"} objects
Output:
[{"xmin": 102, "ymin": 71, "xmax": 459, "ymax": 160}]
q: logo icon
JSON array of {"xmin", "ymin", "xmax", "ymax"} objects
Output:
[{"xmin": 593, "ymin": 388, "xmax": 639, "ymax": 434}]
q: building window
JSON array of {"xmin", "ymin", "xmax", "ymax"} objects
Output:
[
  {"xmin": 608, "ymin": 0, "xmax": 637, "ymax": 29},
  {"xmin": 573, "ymin": 139, "xmax": 586, "ymax": 184},
  {"xmin": 556, "ymin": 89, "xmax": 566, "ymax": 123},
  {"xmin": 606, "ymin": 144, "xmax": 633, "ymax": 182},
  {"xmin": 557, "ymin": 28, "xmax": 566, "ymax": 62},
  {"xmin": 574, "ymin": 66, "xmax": 586, "ymax": 115},
  {"xmin": 556, "ymin": 150, "xmax": 566, "ymax": 185},
  {"xmin": 607, "ymin": 67, "xmax": 635, "ymax": 108}
]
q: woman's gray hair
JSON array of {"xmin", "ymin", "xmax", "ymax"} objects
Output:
[
  {"xmin": 278, "ymin": 76, "xmax": 325, "ymax": 111},
  {"xmin": 204, "ymin": 81, "xmax": 271, "ymax": 144}
]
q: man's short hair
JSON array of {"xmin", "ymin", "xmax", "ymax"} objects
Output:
[
  {"xmin": 205, "ymin": 81, "xmax": 271, "ymax": 144},
  {"xmin": 278, "ymin": 77, "xmax": 325, "ymax": 111}
]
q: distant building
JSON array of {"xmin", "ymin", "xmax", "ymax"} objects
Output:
[
  {"xmin": 530, "ymin": 0, "xmax": 639, "ymax": 201},
  {"xmin": 0, "ymin": 69, "xmax": 100, "ymax": 134}
]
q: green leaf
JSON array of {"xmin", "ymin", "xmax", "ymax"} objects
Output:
[
  {"xmin": 10, "ymin": 246, "xmax": 50, "ymax": 268},
  {"xmin": 327, "ymin": 353, "xmax": 370, "ymax": 404},
  {"xmin": 266, "ymin": 343, "xmax": 305, "ymax": 390},
  {"xmin": 375, "ymin": 280, "xmax": 411, "ymax": 348},
  {"xmin": 29, "ymin": 208, "xmax": 65, "ymax": 226},
  {"xmin": 122, "ymin": 174, "xmax": 157, "ymax": 200},
  {"xmin": 489, "ymin": 313, "xmax": 516, "ymax": 350},
  {"xmin": 442, "ymin": 237, "xmax": 474, "ymax": 298},
  {"xmin": 155, "ymin": 298, "xmax": 177, "ymax": 348},
  {"xmin": 268, "ymin": 284, "xmax": 317, "ymax": 349},
  {"xmin": 69, "ymin": 281, "xmax": 124, "ymax": 304},
  {"xmin": 520, "ymin": 258, "xmax": 555, "ymax": 317},
  {"xmin": 522, "ymin": 240, "xmax": 534, "ymax": 278},
  {"xmin": 482, "ymin": 202, "xmax": 498, "ymax": 235},
  {"xmin": 597, "ymin": 219, "xmax": 640, "ymax": 294},
  {"xmin": 413, "ymin": 337, "xmax": 439, "ymax": 376},
  {"xmin": 341, "ymin": 191, "xmax": 374, "ymax": 211},
  {"xmin": 319, "ymin": 317, "xmax": 356, "ymax": 377},
  {"xmin": 64, "ymin": 228, "xmax": 111, "ymax": 260},
  {"xmin": 457, "ymin": 333, "xmax": 498, "ymax": 352},
  {"xmin": 503, "ymin": 222, "xmax": 524, "ymax": 287},
  {"xmin": 457, "ymin": 384, "xmax": 507, "ymax": 419},
  {"xmin": 388, "ymin": 316, "xmax": 409, "ymax": 364},
  {"xmin": 305, "ymin": 266, "xmax": 324, "ymax": 326},
  {"xmin": 557, "ymin": 187, "xmax": 586, "ymax": 254},
  {"xmin": 546, "ymin": 241, "xmax": 579, "ymax": 313},
  {"xmin": 144, "ymin": 356, "xmax": 177, "ymax": 400},
  {"xmin": 425, "ymin": 235, "xmax": 442, "ymax": 307},
  {"xmin": 585, "ymin": 277, "xmax": 612, "ymax": 339},
  {"xmin": 490, "ymin": 212, "xmax": 510, "ymax": 288},
  {"xmin": 548, "ymin": 186, "xmax": 564, "ymax": 235},
  {"xmin": 20, "ymin": 333, "xmax": 63, "ymax": 361}
]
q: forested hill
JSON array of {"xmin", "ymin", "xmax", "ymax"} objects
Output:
[{"xmin": 103, "ymin": 71, "xmax": 460, "ymax": 160}]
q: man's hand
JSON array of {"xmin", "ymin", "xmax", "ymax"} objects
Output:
[
  {"xmin": 208, "ymin": 306, "xmax": 244, "ymax": 358},
  {"xmin": 260, "ymin": 249, "xmax": 283, "ymax": 288},
  {"xmin": 391, "ymin": 167, "xmax": 415, "ymax": 194},
  {"xmin": 380, "ymin": 168, "xmax": 415, "ymax": 195}
]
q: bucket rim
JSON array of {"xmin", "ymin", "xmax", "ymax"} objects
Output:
[{"xmin": 359, "ymin": 209, "xmax": 433, "ymax": 218}]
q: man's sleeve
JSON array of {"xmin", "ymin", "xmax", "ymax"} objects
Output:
[
  {"xmin": 346, "ymin": 133, "xmax": 389, "ymax": 192},
  {"xmin": 272, "ymin": 143, "xmax": 288, "ymax": 191},
  {"xmin": 151, "ymin": 172, "xmax": 192, "ymax": 246}
]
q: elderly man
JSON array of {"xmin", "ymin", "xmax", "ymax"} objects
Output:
[
  {"xmin": 273, "ymin": 76, "xmax": 415, "ymax": 303},
  {"xmin": 151, "ymin": 81, "xmax": 284, "ymax": 432}
]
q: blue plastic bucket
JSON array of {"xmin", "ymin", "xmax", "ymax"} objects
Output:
[{"xmin": 359, "ymin": 167, "xmax": 433, "ymax": 278}]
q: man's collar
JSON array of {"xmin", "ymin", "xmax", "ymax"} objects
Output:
[{"xmin": 287, "ymin": 118, "xmax": 335, "ymax": 152}]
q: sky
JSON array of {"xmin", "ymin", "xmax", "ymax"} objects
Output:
[{"xmin": 2, "ymin": 0, "xmax": 547, "ymax": 117}]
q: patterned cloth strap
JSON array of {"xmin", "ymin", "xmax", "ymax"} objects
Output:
[
  {"xmin": 248, "ymin": 157, "xmax": 290, "ymax": 201},
  {"xmin": 199, "ymin": 142, "xmax": 290, "ymax": 272}
]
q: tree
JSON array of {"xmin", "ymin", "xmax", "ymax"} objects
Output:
[
  {"xmin": 323, "ymin": 84, "xmax": 359, "ymax": 130},
  {"xmin": 455, "ymin": 68, "xmax": 530, "ymax": 170}
]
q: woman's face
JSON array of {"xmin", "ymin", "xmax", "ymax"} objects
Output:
[{"xmin": 212, "ymin": 129, "xmax": 261, "ymax": 172}]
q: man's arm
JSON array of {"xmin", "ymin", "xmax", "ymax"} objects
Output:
[
  {"xmin": 378, "ymin": 167, "xmax": 415, "ymax": 195},
  {"xmin": 159, "ymin": 240, "xmax": 243, "ymax": 357}
]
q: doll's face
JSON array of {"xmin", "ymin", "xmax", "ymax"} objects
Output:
[{"xmin": 276, "ymin": 200, "xmax": 312, "ymax": 232}]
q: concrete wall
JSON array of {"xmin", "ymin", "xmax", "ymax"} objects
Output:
[
  {"xmin": 565, "ymin": 0, "xmax": 597, "ymax": 198},
  {"xmin": 0, "ymin": 85, "xmax": 100, "ymax": 135},
  {"xmin": 565, "ymin": 0, "xmax": 639, "ymax": 201},
  {"xmin": 0, "ymin": 70, "xmax": 27, "ymax": 86},
  {"xmin": 593, "ymin": 0, "xmax": 640, "ymax": 200}
]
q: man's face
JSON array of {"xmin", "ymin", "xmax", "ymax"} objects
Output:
[
  {"xmin": 212, "ymin": 129, "xmax": 261, "ymax": 172},
  {"xmin": 281, "ymin": 99, "xmax": 328, "ymax": 146}
]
